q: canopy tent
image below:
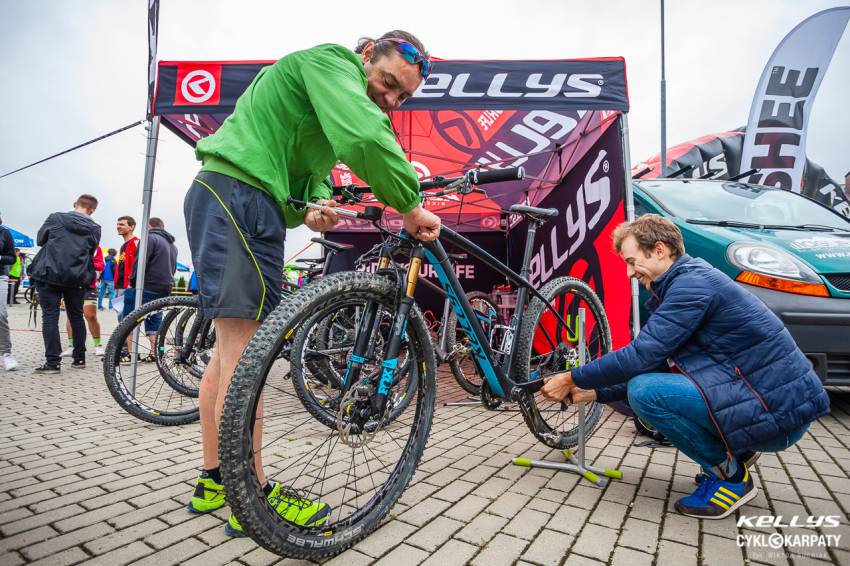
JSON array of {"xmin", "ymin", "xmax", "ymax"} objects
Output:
[
  {"xmin": 2, "ymin": 226, "xmax": 34, "ymax": 248},
  {"xmin": 152, "ymin": 54, "xmax": 638, "ymax": 346}
]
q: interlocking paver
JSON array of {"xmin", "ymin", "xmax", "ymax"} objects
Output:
[
  {"xmin": 372, "ymin": 543, "xmax": 429, "ymax": 566},
  {"xmin": 456, "ymin": 512, "xmax": 509, "ymax": 546},
  {"xmin": 470, "ymin": 533, "xmax": 528, "ymax": 566},
  {"xmin": 520, "ymin": 528, "xmax": 573, "ymax": 565},
  {"xmin": 3, "ymin": 305, "xmax": 850, "ymax": 565},
  {"xmin": 570, "ymin": 523, "xmax": 618, "ymax": 562}
]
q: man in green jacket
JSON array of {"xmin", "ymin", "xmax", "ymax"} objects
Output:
[{"xmin": 184, "ymin": 30, "xmax": 440, "ymax": 536}]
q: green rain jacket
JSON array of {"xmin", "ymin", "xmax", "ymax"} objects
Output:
[{"xmin": 196, "ymin": 43, "xmax": 421, "ymax": 228}]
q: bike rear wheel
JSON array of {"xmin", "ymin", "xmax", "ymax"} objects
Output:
[
  {"xmin": 155, "ymin": 300, "xmax": 213, "ymax": 396},
  {"xmin": 219, "ymin": 272, "xmax": 436, "ymax": 559},
  {"xmin": 512, "ymin": 277, "xmax": 611, "ymax": 449}
]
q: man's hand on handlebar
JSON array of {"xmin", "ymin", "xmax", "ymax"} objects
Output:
[
  {"xmin": 403, "ymin": 205, "xmax": 441, "ymax": 242},
  {"xmin": 304, "ymin": 199, "xmax": 340, "ymax": 232}
]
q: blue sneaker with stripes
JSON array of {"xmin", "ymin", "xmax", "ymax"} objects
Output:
[{"xmin": 675, "ymin": 467, "xmax": 757, "ymax": 519}]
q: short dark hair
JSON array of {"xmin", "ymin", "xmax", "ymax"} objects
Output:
[
  {"xmin": 75, "ymin": 194, "xmax": 98, "ymax": 210},
  {"xmin": 355, "ymin": 30, "xmax": 429, "ymax": 63},
  {"xmin": 612, "ymin": 214, "xmax": 685, "ymax": 259},
  {"xmin": 117, "ymin": 215, "xmax": 136, "ymax": 227},
  {"xmin": 149, "ymin": 217, "xmax": 164, "ymax": 229},
  {"xmin": 108, "ymin": 248, "xmax": 117, "ymax": 256}
]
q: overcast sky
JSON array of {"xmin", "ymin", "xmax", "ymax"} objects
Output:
[{"xmin": 2, "ymin": 0, "xmax": 848, "ymax": 263}]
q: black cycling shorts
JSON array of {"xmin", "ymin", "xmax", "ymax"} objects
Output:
[{"xmin": 184, "ymin": 170, "xmax": 286, "ymax": 321}]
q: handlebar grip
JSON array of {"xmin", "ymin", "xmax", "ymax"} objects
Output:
[{"xmin": 470, "ymin": 167, "xmax": 525, "ymax": 185}]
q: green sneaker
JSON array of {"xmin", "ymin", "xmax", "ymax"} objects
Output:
[
  {"xmin": 225, "ymin": 482, "xmax": 332, "ymax": 537},
  {"xmin": 187, "ymin": 474, "xmax": 226, "ymax": 513}
]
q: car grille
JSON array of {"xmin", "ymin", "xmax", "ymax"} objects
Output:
[
  {"xmin": 824, "ymin": 273, "xmax": 850, "ymax": 291},
  {"xmin": 828, "ymin": 354, "xmax": 850, "ymax": 382}
]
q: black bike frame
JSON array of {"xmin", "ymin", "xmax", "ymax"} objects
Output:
[
  {"xmin": 420, "ymin": 225, "xmax": 568, "ymax": 398},
  {"xmin": 340, "ymin": 218, "xmax": 570, "ymax": 416}
]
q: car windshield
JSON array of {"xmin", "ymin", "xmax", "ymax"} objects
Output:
[{"xmin": 637, "ymin": 180, "xmax": 850, "ymax": 230}]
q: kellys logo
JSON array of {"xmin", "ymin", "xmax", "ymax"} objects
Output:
[
  {"xmin": 416, "ymin": 72, "xmax": 603, "ymax": 100},
  {"xmin": 174, "ymin": 64, "xmax": 221, "ymax": 106},
  {"xmin": 402, "ymin": 60, "xmax": 626, "ymax": 110},
  {"xmin": 528, "ymin": 149, "xmax": 613, "ymax": 287}
]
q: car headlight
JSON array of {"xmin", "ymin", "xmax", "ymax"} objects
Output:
[{"xmin": 727, "ymin": 244, "xmax": 821, "ymax": 283}]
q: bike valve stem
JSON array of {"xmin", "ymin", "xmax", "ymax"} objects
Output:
[{"xmin": 406, "ymin": 257, "xmax": 422, "ymax": 297}]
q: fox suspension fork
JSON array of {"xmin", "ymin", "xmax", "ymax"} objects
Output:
[
  {"xmin": 370, "ymin": 244, "xmax": 423, "ymax": 416},
  {"xmin": 340, "ymin": 249, "xmax": 393, "ymax": 393}
]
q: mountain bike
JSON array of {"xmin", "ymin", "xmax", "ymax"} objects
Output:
[{"xmin": 218, "ymin": 167, "xmax": 611, "ymax": 558}]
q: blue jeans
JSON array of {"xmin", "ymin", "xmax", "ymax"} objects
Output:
[
  {"xmin": 627, "ymin": 373, "xmax": 809, "ymax": 474},
  {"xmin": 97, "ymin": 280, "xmax": 114, "ymax": 310},
  {"xmin": 121, "ymin": 288, "xmax": 167, "ymax": 334}
]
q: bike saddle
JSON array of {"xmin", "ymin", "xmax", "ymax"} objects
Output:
[
  {"xmin": 311, "ymin": 237, "xmax": 354, "ymax": 253},
  {"xmin": 297, "ymin": 257, "xmax": 326, "ymax": 264},
  {"xmin": 509, "ymin": 204, "xmax": 559, "ymax": 223}
]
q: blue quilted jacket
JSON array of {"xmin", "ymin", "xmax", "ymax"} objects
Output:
[{"xmin": 572, "ymin": 254, "xmax": 830, "ymax": 456}]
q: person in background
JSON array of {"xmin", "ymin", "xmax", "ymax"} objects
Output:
[
  {"xmin": 98, "ymin": 248, "xmax": 117, "ymax": 311},
  {"xmin": 114, "ymin": 216, "xmax": 139, "ymax": 319},
  {"xmin": 120, "ymin": 217, "xmax": 177, "ymax": 361},
  {"xmin": 7, "ymin": 248, "xmax": 22, "ymax": 305},
  {"xmin": 28, "ymin": 195, "xmax": 101, "ymax": 373},
  {"xmin": 0, "ymin": 218, "xmax": 18, "ymax": 370},
  {"xmin": 61, "ymin": 246, "xmax": 105, "ymax": 358}
]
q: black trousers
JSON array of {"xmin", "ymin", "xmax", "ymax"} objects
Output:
[{"xmin": 37, "ymin": 282, "xmax": 86, "ymax": 365}]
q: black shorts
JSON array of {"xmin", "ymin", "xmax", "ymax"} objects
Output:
[
  {"xmin": 184, "ymin": 171, "xmax": 286, "ymax": 321},
  {"xmin": 83, "ymin": 288, "xmax": 98, "ymax": 304}
]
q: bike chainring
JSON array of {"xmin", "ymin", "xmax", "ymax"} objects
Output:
[{"xmin": 479, "ymin": 381, "xmax": 502, "ymax": 410}]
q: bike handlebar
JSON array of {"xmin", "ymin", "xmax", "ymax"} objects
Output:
[
  {"xmin": 287, "ymin": 197, "xmax": 383, "ymax": 222},
  {"xmin": 331, "ymin": 166, "xmax": 525, "ymax": 196}
]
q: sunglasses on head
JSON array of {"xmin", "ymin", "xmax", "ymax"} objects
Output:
[{"xmin": 377, "ymin": 38, "xmax": 431, "ymax": 78}]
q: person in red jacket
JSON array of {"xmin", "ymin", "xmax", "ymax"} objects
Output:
[{"xmin": 61, "ymin": 246, "xmax": 104, "ymax": 359}]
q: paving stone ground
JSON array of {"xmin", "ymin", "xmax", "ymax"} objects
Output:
[{"xmin": 2, "ymin": 301, "xmax": 850, "ymax": 565}]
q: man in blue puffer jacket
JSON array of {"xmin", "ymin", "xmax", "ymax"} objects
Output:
[{"xmin": 542, "ymin": 214, "xmax": 830, "ymax": 519}]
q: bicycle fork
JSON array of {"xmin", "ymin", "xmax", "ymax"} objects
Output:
[{"xmin": 341, "ymin": 245, "xmax": 423, "ymax": 418}]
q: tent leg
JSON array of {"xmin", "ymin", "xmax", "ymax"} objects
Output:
[
  {"xmin": 618, "ymin": 113, "xmax": 641, "ymax": 340},
  {"xmin": 130, "ymin": 116, "xmax": 160, "ymax": 396}
]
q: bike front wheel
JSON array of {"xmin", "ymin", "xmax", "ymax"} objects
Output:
[{"xmin": 219, "ymin": 271, "xmax": 437, "ymax": 559}]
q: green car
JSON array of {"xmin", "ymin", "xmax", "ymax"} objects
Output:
[{"xmin": 633, "ymin": 178, "xmax": 850, "ymax": 385}]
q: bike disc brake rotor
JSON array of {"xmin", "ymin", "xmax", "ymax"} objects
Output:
[{"xmin": 336, "ymin": 378, "xmax": 389, "ymax": 448}]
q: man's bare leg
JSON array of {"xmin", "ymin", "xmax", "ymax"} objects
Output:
[
  {"xmin": 83, "ymin": 304, "xmax": 100, "ymax": 341},
  {"xmin": 199, "ymin": 317, "xmax": 267, "ymax": 484}
]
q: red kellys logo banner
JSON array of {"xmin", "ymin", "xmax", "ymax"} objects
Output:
[{"xmin": 511, "ymin": 125, "xmax": 631, "ymax": 351}]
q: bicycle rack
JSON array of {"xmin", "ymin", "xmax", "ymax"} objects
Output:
[{"xmin": 512, "ymin": 308, "xmax": 623, "ymax": 488}]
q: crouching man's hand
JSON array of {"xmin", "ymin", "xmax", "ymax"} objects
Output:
[
  {"xmin": 541, "ymin": 371, "xmax": 575, "ymax": 402},
  {"xmin": 568, "ymin": 387, "xmax": 598, "ymax": 404}
]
